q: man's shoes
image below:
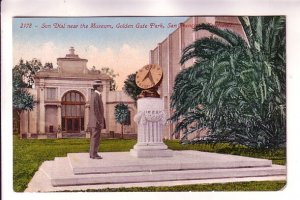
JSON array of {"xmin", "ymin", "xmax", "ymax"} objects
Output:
[{"xmin": 90, "ymin": 154, "xmax": 103, "ymax": 159}]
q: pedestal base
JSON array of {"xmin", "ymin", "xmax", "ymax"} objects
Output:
[
  {"xmin": 130, "ymin": 143, "xmax": 173, "ymax": 158},
  {"xmin": 130, "ymin": 149, "xmax": 173, "ymax": 158},
  {"xmin": 131, "ymin": 98, "xmax": 173, "ymax": 158},
  {"xmin": 25, "ymin": 151, "xmax": 286, "ymax": 192}
]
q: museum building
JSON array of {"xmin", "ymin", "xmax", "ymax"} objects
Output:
[{"xmin": 19, "ymin": 47, "xmax": 137, "ymax": 139}]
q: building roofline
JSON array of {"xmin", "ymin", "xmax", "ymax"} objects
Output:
[
  {"xmin": 35, "ymin": 76, "xmax": 111, "ymax": 80},
  {"xmin": 35, "ymin": 72, "xmax": 112, "ymax": 80},
  {"xmin": 57, "ymin": 57, "xmax": 88, "ymax": 62}
]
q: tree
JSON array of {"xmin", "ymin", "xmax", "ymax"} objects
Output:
[
  {"xmin": 100, "ymin": 67, "xmax": 119, "ymax": 91},
  {"xmin": 123, "ymin": 72, "xmax": 142, "ymax": 103},
  {"xmin": 90, "ymin": 66, "xmax": 119, "ymax": 91},
  {"xmin": 13, "ymin": 59, "xmax": 42, "ymax": 134},
  {"xmin": 42, "ymin": 62, "xmax": 54, "ymax": 70},
  {"xmin": 170, "ymin": 17, "xmax": 286, "ymax": 149},
  {"xmin": 13, "ymin": 59, "xmax": 42, "ymax": 88},
  {"xmin": 114, "ymin": 103, "xmax": 130, "ymax": 139}
]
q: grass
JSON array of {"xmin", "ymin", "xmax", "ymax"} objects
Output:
[
  {"xmin": 13, "ymin": 136, "xmax": 286, "ymax": 192},
  {"xmin": 165, "ymin": 140, "xmax": 286, "ymax": 165},
  {"xmin": 13, "ymin": 136, "xmax": 136, "ymax": 192}
]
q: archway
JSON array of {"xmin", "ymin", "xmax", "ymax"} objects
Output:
[{"xmin": 61, "ymin": 91, "xmax": 85, "ymax": 133}]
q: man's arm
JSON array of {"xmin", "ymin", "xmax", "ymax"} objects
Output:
[{"xmin": 94, "ymin": 94, "xmax": 102, "ymax": 122}]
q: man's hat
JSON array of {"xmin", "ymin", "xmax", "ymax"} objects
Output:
[{"xmin": 92, "ymin": 80, "xmax": 103, "ymax": 87}]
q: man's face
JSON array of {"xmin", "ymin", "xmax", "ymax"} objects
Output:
[{"xmin": 96, "ymin": 85, "xmax": 103, "ymax": 92}]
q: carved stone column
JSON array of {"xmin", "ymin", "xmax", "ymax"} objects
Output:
[
  {"xmin": 85, "ymin": 104, "xmax": 90, "ymax": 138},
  {"xmin": 39, "ymin": 81, "xmax": 46, "ymax": 134},
  {"xmin": 130, "ymin": 98, "xmax": 173, "ymax": 158},
  {"xmin": 57, "ymin": 105, "xmax": 62, "ymax": 138}
]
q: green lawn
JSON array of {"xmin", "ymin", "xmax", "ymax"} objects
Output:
[
  {"xmin": 13, "ymin": 136, "xmax": 286, "ymax": 192},
  {"xmin": 165, "ymin": 140, "xmax": 286, "ymax": 165}
]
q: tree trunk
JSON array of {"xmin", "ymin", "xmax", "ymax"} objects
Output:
[
  {"xmin": 16, "ymin": 110, "xmax": 21, "ymax": 138},
  {"xmin": 121, "ymin": 124, "xmax": 124, "ymax": 139}
]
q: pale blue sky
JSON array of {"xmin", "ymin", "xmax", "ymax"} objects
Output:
[
  {"xmin": 14, "ymin": 17, "xmax": 187, "ymax": 50},
  {"xmin": 13, "ymin": 17, "xmax": 188, "ymax": 88}
]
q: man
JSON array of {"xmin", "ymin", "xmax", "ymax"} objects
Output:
[{"xmin": 87, "ymin": 80, "xmax": 106, "ymax": 159}]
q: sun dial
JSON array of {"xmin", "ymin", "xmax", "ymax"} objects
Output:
[
  {"xmin": 130, "ymin": 64, "xmax": 172, "ymax": 158},
  {"xmin": 136, "ymin": 64, "xmax": 163, "ymax": 98}
]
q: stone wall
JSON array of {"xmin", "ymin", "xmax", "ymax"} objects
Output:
[
  {"xmin": 45, "ymin": 105, "xmax": 58, "ymax": 133},
  {"xmin": 106, "ymin": 91, "xmax": 137, "ymax": 136}
]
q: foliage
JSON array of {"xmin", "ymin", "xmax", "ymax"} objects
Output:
[
  {"xmin": 13, "ymin": 136, "xmax": 285, "ymax": 192},
  {"xmin": 91, "ymin": 66, "xmax": 119, "ymax": 91},
  {"xmin": 13, "ymin": 90, "xmax": 34, "ymax": 114},
  {"xmin": 123, "ymin": 72, "xmax": 142, "ymax": 103},
  {"xmin": 13, "ymin": 59, "xmax": 42, "ymax": 88},
  {"xmin": 114, "ymin": 103, "xmax": 130, "ymax": 124},
  {"xmin": 13, "ymin": 59, "xmax": 54, "ymax": 134},
  {"xmin": 13, "ymin": 59, "xmax": 42, "ymax": 115},
  {"xmin": 42, "ymin": 62, "xmax": 54, "ymax": 70},
  {"xmin": 114, "ymin": 103, "xmax": 130, "ymax": 138},
  {"xmin": 170, "ymin": 17, "xmax": 286, "ymax": 149},
  {"xmin": 100, "ymin": 67, "xmax": 119, "ymax": 91}
]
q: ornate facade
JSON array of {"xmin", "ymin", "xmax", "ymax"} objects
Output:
[{"xmin": 20, "ymin": 47, "xmax": 137, "ymax": 139}]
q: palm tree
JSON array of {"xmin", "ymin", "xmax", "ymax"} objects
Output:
[{"xmin": 170, "ymin": 16, "xmax": 286, "ymax": 148}]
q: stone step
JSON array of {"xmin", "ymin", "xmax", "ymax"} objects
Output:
[
  {"xmin": 49, "ymin": 157, "xmax": 285, "ymax": 186},
  {"xmin": 62, "ymin": 132, "xmax": 86, "ymax": 138},
  {"xmin": 68, "ymin": 151, "xmax": 272, "ymax": 174},
  {"xmin": 26, "ymin": 160, "xmax": 285, "ymax": 192}
]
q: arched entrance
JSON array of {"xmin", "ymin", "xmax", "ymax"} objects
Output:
[{"xmin": 61, "ymin": 91, "xmax": 85, "ymax": 133}]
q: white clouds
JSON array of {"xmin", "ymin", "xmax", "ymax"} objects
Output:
[
  {"xmin": 81, "ymin": 45, "xmax": 115, "ymax": 69},
  {"xmin": 80, "ymin": 43, "xmax": 148, "ymax": 90},
  {"xmin": 13, "ymin": 41, "xmax": 64, "ymax": 67},
  {"xmin": 14, "ymin": 42, "xmax": 148, "ymax": 90}
]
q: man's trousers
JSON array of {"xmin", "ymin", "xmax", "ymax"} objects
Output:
[{"xmin": 89, "ymin": 127, "xmax": 101, "ymax": 157}]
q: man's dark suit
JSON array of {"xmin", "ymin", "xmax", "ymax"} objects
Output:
[{"xmin": 87, "ymin": 90, "xmax": 106, "ymax": 158}]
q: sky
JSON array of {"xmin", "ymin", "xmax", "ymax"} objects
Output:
[{"xmin": 13, "ymin": 17, "xmax": 188, "ymax": 89}]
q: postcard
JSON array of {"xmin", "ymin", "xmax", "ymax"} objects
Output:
[{"xmin": 2, "ymin": 0, "xmax": 300, "ymax": 200}]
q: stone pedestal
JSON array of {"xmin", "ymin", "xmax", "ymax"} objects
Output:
[
  {"xmin": 25, "ymin": 151, "xmax": 286, "ymax": 191},
  {"xmin": 130, "ymin": 98, "xmax": 173, "ymax": 158}
]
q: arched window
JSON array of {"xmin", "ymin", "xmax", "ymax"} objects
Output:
[{"xmin": 61, "ymin": 91, "xmax": 85, "ymax": 132}]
